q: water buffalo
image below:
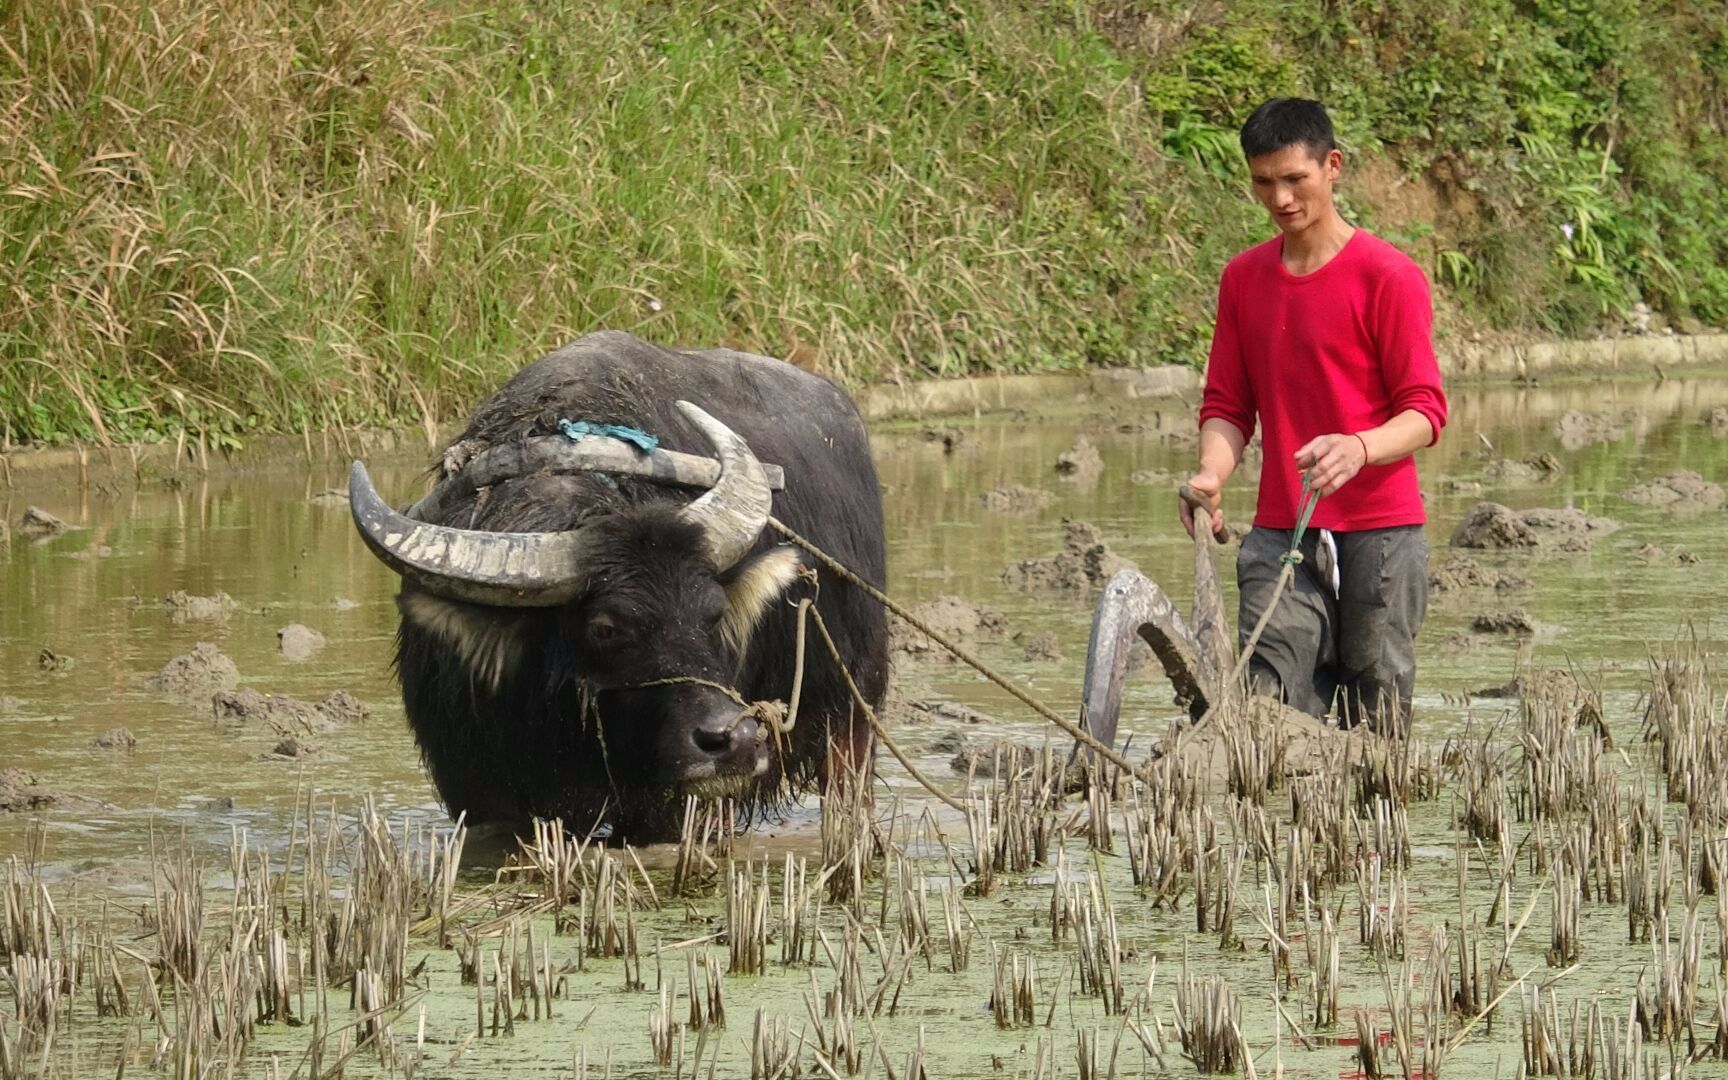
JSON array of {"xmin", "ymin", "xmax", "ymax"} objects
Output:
[{"xmin": 349, "ymin": 331, "xmax": 888, "ymax": 842}]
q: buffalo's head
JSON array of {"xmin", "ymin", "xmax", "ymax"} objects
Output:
[{"xmin": 349, "ymin": 402, "xmax": 806, "ymax": 812}]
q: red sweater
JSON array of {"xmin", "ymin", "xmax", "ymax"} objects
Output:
[{"xmin": 1199, "ymin": 230, "xmax": 1448, "ymax": 531}]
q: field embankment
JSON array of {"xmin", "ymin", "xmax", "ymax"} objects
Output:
[{"xmin": 1, "ymin": 0, "xmax": 1724, "ymax": 447}]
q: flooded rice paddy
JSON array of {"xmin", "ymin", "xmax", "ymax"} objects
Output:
[{"xmin": 3, "ymin": 375, "xmax": 1728, "ymax": 1078}]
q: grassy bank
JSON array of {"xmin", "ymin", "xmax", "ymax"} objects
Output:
[{"xmin": 1, "ymin": 0, "xmax": 1724, "ymax": 447}]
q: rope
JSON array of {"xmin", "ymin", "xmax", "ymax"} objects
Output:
[
  {"xmin": 765, "ymin": 515, "xmax": 1143, "ymax": 780},
  {"xmin": 1191, "ymin": 478, "xmax": 1320, "ymax": 732},
  {"xmin": 802, "ymin": 602, "xmax": 965, "ymax": 813}
]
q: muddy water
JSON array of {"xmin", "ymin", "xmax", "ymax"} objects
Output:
[{"xmin": 3, "ymin": 375, "xmax": 1728, "ymax": 1076}]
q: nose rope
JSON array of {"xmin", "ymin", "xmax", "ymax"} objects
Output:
[{"xmin": 614, "ymin": 597, "xmax": 812, "ymax": 743}]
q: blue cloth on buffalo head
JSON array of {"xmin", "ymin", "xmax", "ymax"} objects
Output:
[{"xmin": 557, "ymin": 419, "xmax": 659, "ymax": 454}]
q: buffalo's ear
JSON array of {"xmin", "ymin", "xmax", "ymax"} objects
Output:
[
  {"xmin": 398, "ymin": 592, "xmax": 532, "ymax": 693},
  {"xmin": 720, "ymin": 545, "xmax": 804, "ymax": 659}
]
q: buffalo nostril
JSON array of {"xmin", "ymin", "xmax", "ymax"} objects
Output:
[{"xmin": 692, "ymin": 725, "xmax": 735, "ymax": 755}]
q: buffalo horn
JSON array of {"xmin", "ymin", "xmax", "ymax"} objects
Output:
[
  {"xmin": 348, "ymin": 460, "xmax": 592, "ymax": 607},
  {"xmin": 672, "ymin": 400, "xmax": 772, "ymax": 570}
]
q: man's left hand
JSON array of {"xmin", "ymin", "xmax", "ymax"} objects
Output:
[{"xmin": 1294, "ymin": 433, "xmax": 1369, "ymax": 496}]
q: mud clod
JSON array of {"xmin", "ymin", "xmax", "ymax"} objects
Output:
[
  {"xmin": 213, "ymin": 688, "xmax": 367, "ymax": 732},
  {"xmin": 1623, "ymin": 470, "xmax": 1725, "ymax": 512},
  {"xmin": 1001, "ymin": 520, "xmax": 1136, "ymax": 592},
  {"xmin": 264, "ymin": 736, "xmax": 321, "ymax": 760},
  {"xmin": 979, "ymin": 485, "xmax": 1055, "ymax": 514},
  {"xmin": 150, "ymin": 643, "xmax": 240, "ymax": 698},
  {"xmin": 891, "ymin": 596, "xmax": 1009, "ymax": 660},
  {"xmin": 1129, "ymin": 468, "xmax": 1172, "ymax": 487},
  {"xmin": 1482, "ymin": 453, "xmax": 1564, "ymax": 487},
  {"xmin": 1471, "ymin": 609, "xmax": 1536, "ymax": 635},
  {"xmin": 0, "ymin": 768, "xmax": 61, "ymax": 812},
  {"xmin": 1450, "ymin": 504, "xmax": 1537, "ymax": 549},
  {"xmin": 37, "ymin": 648, "xmax": 74, "ymax": 673},
  {"xmin": 1473, "ymin": 669, "xmax": 1579, "ymax": 700},
  {"xmin": 1708, "ymin": 406, "xmax": 1728, "ymax": 438},
  {"xmin": 1451, "ymin": 502, "xmax": 1618, "ymax": 551},
  {"xmin": 277, "ymin": 623, "xmax": 328, "ymax": 661},
  {"xmin": 93, "ymin": 728, "xmax": 138, "ymax": 751},
  {"xmin": 1429, "ymin": 555, "xmax": 1529, "ymax": 593},
  {"xmin": 1054, "ymin": 436, "xmax": 1103, "ymax": 484},
  {"xmin": 18, "ymin": 506, "xmax": 67, "ymax": 539},
  {"xmin": 0, "ymin": 697, "xmax": 21, "ymax": 713},
  {"xmin": 1021, "ymin": 631, "xmax": 1063, "ymax": 663},
  {"xmin": 309, "ymin": 489, "xmax": 349, "ymax": 509},
  {"xmin": 163, "ymin": 591, "xmax": 237, "ymax": 622},
  {"xmin": 894, "ymin": 699, "xmax": 999, "ymax": 727}
]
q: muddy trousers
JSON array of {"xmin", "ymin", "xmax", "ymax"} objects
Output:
[{"xmin": 1236, "ymin": 524, "xmax": 1429, "ymax": 734}]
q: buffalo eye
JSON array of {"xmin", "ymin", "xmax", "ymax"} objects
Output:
[{"xmin": 585, "ymin": 613, "xmax": 625, "ymax": 650}]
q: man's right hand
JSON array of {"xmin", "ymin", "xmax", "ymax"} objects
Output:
[{"xmin": 1179, "ymin": 474, "xmax": 1227, "ymax": 540}]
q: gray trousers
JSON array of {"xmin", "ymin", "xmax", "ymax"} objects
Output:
[{"xmin": 1236, "ymin": 524, "xmax": 1429, "ymax": 733}]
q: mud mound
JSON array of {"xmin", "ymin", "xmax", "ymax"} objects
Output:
[
  {"xmin": 1054, "ymin": 437, "xmax": 1103, "ymax": 486},
  {"xmin": 0, "ymin": 769, "xmax": 62, "ymax": 812},
  {"xmin": 163, "ymin": 591, "xmax": 237, "ymax": 622},
  {"xmin": 1021, "ymin": 631, "xmax": 1063, "ymax": 663},
  {"xmin": 0, "ymin": 697, "xmax": 21, "ymax": 713},
  {"xmin": 891, "ymin": 596, "xmax": 1009, "ymax": 661},
  {"xmin": 150, "ymin": 643, "xmax": 240, "ymax": 698},
  {"xmin": 1639, "ymin": 543, "xmax": 1701, "ymax": 565},
  {"xmin": 1482, "ymin": 453, "xmax": 1564, "ymax": 487},
  {"xmin": 1002, "ymin": 520, "xmax": 1136, "ymax": 592},
  {"xmin": 277, "ymin": 623, "xmax": 328, "ymax": 660},
  {"xmin": 1129, "ymin": 469, "xmax": 1172, "ymax": 487},
  {"xmin": 980, "ymin": 485, "xmax": 1055, "ymax": 514},
  {"xmin": 37, "ymin": 648, "xmax": 74, "ymax": 673},
  {"xmin": 1623, "ymin": 470, "xmax": 1724, "ymax": 512},
  {"xmin": 309, "ymin": 489, "xmax": 349, "ymax": 509},
  {"xmin": 18, "ymin": 506, "xmax": 67, "ymax": 539},
  {"xmin": 262, "ymin": 737, "xmax": 322, "ymax": 760},
  {"xmin": 1519, "ymin": 507, "xmax": 1620, "ymax": 550},
  {"xmin": 1451, "ymin": 502, "xmax": 1618, "ymax": 552},
  {"xmin": 890, "ymin": 699, "xmax": 998, "ymax": 727},
  {"xmin": 948, "ymin": 739, "xmax": 1083, "ymax": 788},
  {"xmin": 1428, "ymin": 555, "xmax": 1528, "ymax": 594},
  {"xmin": 1471, "ymin": 609, "xmax": 1536, "ymax": 635},
  {"xmin": 1556, "ymin": 408, "xmax": 1646, "ymax": 450},
  {"xmin": 92, "ymin": 728, "xmax": 137, "ymax": 751},
  {"xmin": 1450, "ymin": 504, "xmax": 1537, "ymax": 549},
  {"xmin": 1472, "ymin": 669, "xmax": 1579, "ymax": 700},
  {"xmin": 1148, "ymin": 698, "xmax": 1371, "ymax": 793},
  {"xmin": 213, "ymin": 688, "xmax": 368, "ymax": 732}
]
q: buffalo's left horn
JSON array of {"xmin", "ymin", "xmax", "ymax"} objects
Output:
[
  {"xmin": 673, "ymin": 400, "xmax": 772, "ymax": 570},
  {"xmin": 348, "ymin": 461, "xmax": 593, "ymax": 607}
]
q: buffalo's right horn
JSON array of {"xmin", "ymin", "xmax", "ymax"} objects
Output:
[
  {"xmin": 672, "ymin": 400, "xmax": 773, "ymax": 570},
  {"xmin": 348, "ymin": 461, "xmax": 591, "ymax": 607}
]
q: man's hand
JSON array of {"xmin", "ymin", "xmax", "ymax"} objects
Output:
[
  {"xmin": 1178, "ymin": 473, "xmax": 1227, "ymax": 540},
  {"xmin": 1294, "ymin": 433, "xmax": 1370, "ymax": 496}
]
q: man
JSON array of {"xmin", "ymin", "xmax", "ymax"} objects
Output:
[{"xmin": 1179, "ymin": 98, "xmax": 1448, "ymax": 733}]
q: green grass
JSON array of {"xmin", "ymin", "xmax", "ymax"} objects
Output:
[{"xmin": 1, "ymin": 0, "xmax": 1723, "ymax": 446}]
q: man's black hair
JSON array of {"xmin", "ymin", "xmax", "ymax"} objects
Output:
[{"xmin": 1240, "ymin": 98, "xmax": 1336, "ymax": 161}]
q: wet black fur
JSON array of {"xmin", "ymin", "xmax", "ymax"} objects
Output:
[{"xmin": 392, "ymin": 332, "xmax": 888, "ymax": 842}]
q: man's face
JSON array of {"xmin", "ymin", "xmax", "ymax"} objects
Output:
[{"xmin": 1247, "ymin": 144, "xmax": 1341, "ymax": 236}]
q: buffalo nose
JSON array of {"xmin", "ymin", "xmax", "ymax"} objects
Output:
[{"xmin": 691, "ymin": 720, "xmax": 741, "ymax": 756}]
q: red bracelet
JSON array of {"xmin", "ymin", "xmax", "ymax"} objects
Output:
[{"xmin": 1352, "ymin": 432, "xmax": 1370, "ymax": 464}]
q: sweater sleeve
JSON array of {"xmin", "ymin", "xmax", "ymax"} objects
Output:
[
  {"xmin": 1197, "ymin": 265, "xmax": 1256, "ymax": 440},
  {"xmin": 1374, "ymin": 262, "xmax": 1448, "ymax": 445}
]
